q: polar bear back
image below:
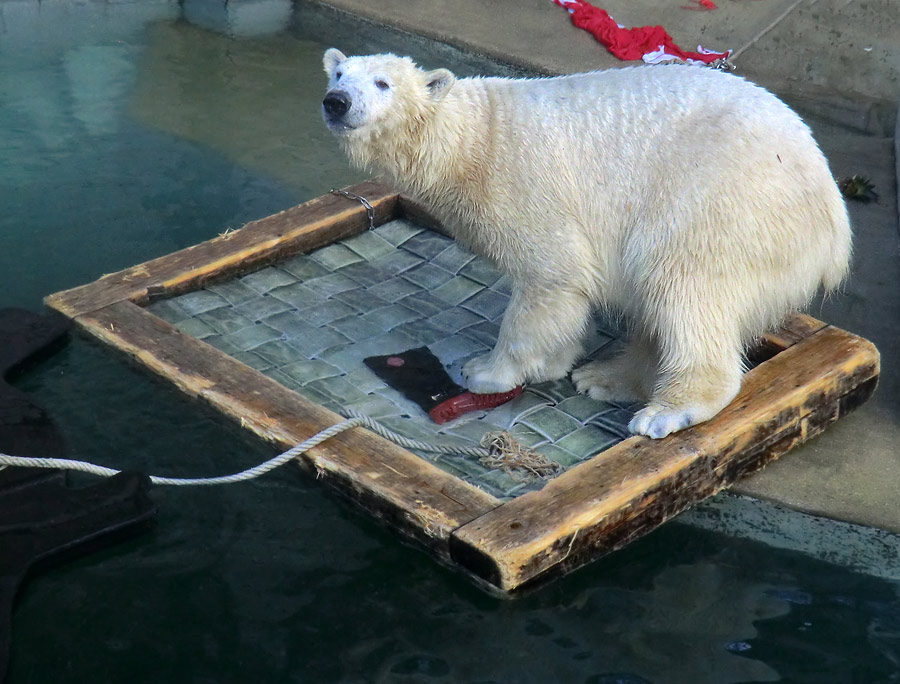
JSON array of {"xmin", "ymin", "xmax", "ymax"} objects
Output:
[{"xmin": 430, "ymin": 65, "xmax": 850, "ymax": 330}]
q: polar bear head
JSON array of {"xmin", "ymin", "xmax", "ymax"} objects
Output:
[{"xmin": 321, "ymin": 48, "xmax": 456, "ymax": 162}]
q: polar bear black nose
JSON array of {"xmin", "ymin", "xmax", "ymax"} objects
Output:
[{"xmin": 323, "ymin": 91, "xmax": 351, "ymax": 117}]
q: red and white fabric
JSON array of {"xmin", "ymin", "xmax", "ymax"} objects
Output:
[{"xmin": 552, "ymin": 0, "xmax": 731, "ymax": 66}]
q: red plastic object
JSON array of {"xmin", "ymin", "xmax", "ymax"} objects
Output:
[{"xmin": 428, "ymin": 386, "xmax": 523, "ymax": 424}]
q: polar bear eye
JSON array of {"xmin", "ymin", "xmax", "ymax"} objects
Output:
[
  {"xmin": 375, "ymin": 79, "xmax": 390, "ymax": 90},
  {"xmin": 335, "ymin": 71, "xmax": 342, "ymax": 80}
]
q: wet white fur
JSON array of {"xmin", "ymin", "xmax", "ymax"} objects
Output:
[{"xmin": 322, "ymin": 49, "xmax": 851, "ymax": 438}]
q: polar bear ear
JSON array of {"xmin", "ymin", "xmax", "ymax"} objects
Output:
[
  {"xmin": 323, "ymin": 48, "xmax": 347, "ymax": 75},
  {"xmin": 424, "ymin": 68, "xmax": 456, "ymax": 100}
]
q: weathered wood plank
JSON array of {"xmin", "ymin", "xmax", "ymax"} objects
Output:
[
  {"xmin": 757, "ymin": 312, "xmax": 827, "ymax": 355},
  {"xmin": 76, "ymin": 301, "xmax": 500, "ymax": 554},
  {"xmin": 450, "ymin": 325, "xmax": 880, "ymax": 591},
  {"xmin": 45, "ymin": 180, "xmax": 400, "ymax": 319}
]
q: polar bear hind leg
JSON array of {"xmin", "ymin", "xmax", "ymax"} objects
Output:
[
  {"xmin": 572, "ymin": 339, "xmax": 655, "ymax": 403},
  {"xmin": 627, "ymin": 302, "xmax": 744, "ymax": 439}
]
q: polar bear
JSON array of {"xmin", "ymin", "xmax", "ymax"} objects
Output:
[{"xmin": 321, "ymin": 49, "xmax": 851, "ymax": 439}]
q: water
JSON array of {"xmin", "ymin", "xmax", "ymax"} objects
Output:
[{"xmin": 2, "ymin": 2, "xmax": 899, "ymax": 682}]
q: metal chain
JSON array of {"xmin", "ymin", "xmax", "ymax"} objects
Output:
[{"xmin": 330, "ymin": 188, "xmax": 376, "ymax": 230}]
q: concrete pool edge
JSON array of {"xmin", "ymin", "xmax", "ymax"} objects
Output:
[{"xmin": 682, "ymin": 492, "xmax": 900, "ymax": 583}]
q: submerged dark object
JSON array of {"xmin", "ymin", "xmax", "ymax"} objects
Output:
[
  {"xmin": 0, "ymin": 308, "xmax": 72, "ymax": 460},
  {"xmin": 0, "ymin": 308, "xmax": 157, "ymax": 681},
  {"xmin": 364, "ymin": 346, "xmax": 522, "ymax": 424},
  {"xmin": 0, "ymin": 469, "xmax": 156, "ymax": 681},
  {"xmin": 837, "ymin": 174, "xmax": 878, "ymax": 202}
]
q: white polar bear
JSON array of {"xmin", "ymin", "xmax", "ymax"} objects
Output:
[{"xmin": 321, "ymin": 49, "xmax": 851, "ymax": 439}]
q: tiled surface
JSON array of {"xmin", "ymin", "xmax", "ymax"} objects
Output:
[{"xmin": 148, "ymin": 220, "xmax": 636, "ymax": 500}]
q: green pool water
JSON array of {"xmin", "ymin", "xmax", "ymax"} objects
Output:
[{"xmin": 2, "ymin": 2, "xmax": 899, "ymax": 682}]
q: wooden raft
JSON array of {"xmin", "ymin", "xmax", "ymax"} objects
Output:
[{"xmin": 45, "ymin": 180, "xmax": 880, "ymax": 593}]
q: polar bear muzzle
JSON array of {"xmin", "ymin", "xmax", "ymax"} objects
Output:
[{"xmin": 322, "ymin": 90, "xmax": 351, "ymax": 119}]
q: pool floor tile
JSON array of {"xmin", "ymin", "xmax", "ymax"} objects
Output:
[
  {"xmin": 461, "ymin": 320, "xmax": 501, "ymax": 346},
  {"xmin": 204, "ymin": 334, "xmax": 241, "ymax": 355},
  {"xmin": 432, "ymin": 243, "xmax": 476, "ymax": 273},
  {"xmin": 343, "ymin": 230, "xmax": 397, "ymax": 261},
  {"xmin": 555, "ymin": 425, "xmax": 619, "ymax": 460},
  {"xmin": 205, "ymin": 280, "xmax": 260, "ymax": 306},
  {"xmin": 429, "ymin": 307, "xmax": 483, "ymax": 333},
  {"xmin": 254, "ymin": 339, "xmax": 310, "ymax": 367},
  {"xmin": 343, "ymin": 393, "xmax": 408, "ymax": 419},
  {"xmin": 308, "ymin": 243, "xmax": 363, "ymax": 270},
  {"xmin": 268, "ymin": 282, "xmax": 324, "ymax": 309},
  {"xmin": 174, "ymin": 317, "xmax": 217, "ymax": 339},
  {"xmin": 223, "ymin": 323, "xmax": 284, "ymax": 352},
  {"xmin": 461, "ymin": 288, "xmax": 509, "ymax": 320},
  {"xmin": 333, "ymin": 287, "xmax": 388, "ymax": 313},
  {"xmin": 279, "ymin": 255, "xmax": 331, "ymax": 281},
  {"xmin": 528, "ymin": 378, "xmax": 580, "ymax": 403},
  {"xmin": 369, "ymin": 250, "xmax": 423, "ymax": 277},
  {"xmin": 429, "ymin": 334, "xmax": 488, "ymax": 365},
  {"xmin": 393, "ymin": 319, "xmax": 448, "ymax": 346},
  {"xmin": 432, "ymin": 276, "xmax": 483, "ymax": 307},
  {"xmin": 232, "ymin": 350, "xmax": 273, "ymax": 372},
  {"xmin": 367, "ymin": 277, "xmax": 422, "ymax": 303},
  {"xmin": 372, "ymin": 219, "xmax": 422, "ymax": 246},
  {"xmin": 338, "ymin": 260, "xmax": 391, "ymax": 288},
  {"xmin": 343, "ymin": 368, "xmax": 388, "ymax": 394},
  {"xmin": 232, "ymin": 295, "xmax": 293, "ymax": 322},
  {"xmin": 459, "ymin": 258, "xmax": 503, "ymax": 286},
  {"xmin": 535, "ymin": 444, "xmax": 581, "ymax": 468},
  {"xmin": 296, "ymin": 300, "xmax": 356, "ymax": 327},
  {"xmin": 361, "ymin": 303, "xmax": 420, "ymax": 331},
  {"xmin": 280, "ymin": 358, "xmax": 343, "ymax": 385},
  {"xmin": 402, "ymin": 262, "xmax": 455, "ymax": 290},
  {"xmin": 328, "ymin": 315, "xmax": 386, "ymax": 343},
  {"xmin": 400, "ymin": 231, "xmax": 453, "ymax": 260},
  {"xmin": 285, "ymin": 325, "xmax": 350, "ymax": 357},
  {"xmin": 507, "ymin": 423, "xmax": 549, "ymax": 448},
  {"xmin": 520, "ymin": 406, "xmax": 584, "ymax": 442},
  {"xmin": 175, "ymin": 290, "xmax": 230, "ymax": 317},
  {"xmin": 147, "ymin": 298, "xmax": 193, "ymax": 323},
  {"xmin": 197, "ymin": 307, "xmax": 255, "ymax": 336},
  {"xmin": 483, "ymin": 391, "xmax": 553, "ymax": 429},
  {"xmin": 556, "ymin": 394, "xmax": 611, "ymax": 423},
  {"xmin": 308, "ymin": 375, "xmax": 369, "ymax": 404},
  {"xmin": 307, "ymin": 272, "xmax": 359, "ymax": 298},
  {"xmin": 240, "ymin": 266, "xmax": 298, "ymax": 294},
  {"xmin": 399, "ymin": 292, "xmax": 450, "ymax": 318}
]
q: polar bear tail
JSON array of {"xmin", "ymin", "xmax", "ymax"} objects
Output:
[{"xmin": 820, "ymin": 194, "xmax": 853, "ymax": 294}]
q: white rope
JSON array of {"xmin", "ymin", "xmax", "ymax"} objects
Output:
[{"xmin": 0, "ymin": 412, "xmax": 491, "ymax": 487}]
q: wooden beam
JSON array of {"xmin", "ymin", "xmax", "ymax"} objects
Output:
[
  {"xmin": 757, "ymin": 312, "xmax": 827, "ymax": 355},
  {"xmin": 76, "ymin": 301, "xmax": 501, "ymax": 555},
  {"xmin": 45, "ymin": 180, "xmax": 400, "ymax": 319},
  {"xmin": 449, "ymin": 325, "xmax": 880, "ymax": 591}
]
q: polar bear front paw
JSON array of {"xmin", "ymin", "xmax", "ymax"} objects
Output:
[
  {"xmin": 628, "ymin": 403, "xmax": 696, "ymax": 439},
  {"xmin": 462, "ymin": 354, "xmax": 521, "ymax": 394}
]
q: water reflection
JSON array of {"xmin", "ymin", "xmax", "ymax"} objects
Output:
[
  {"xmin": 130, "ymin": 19, "xmax": 351, "ymax": 195},
  {"xmin": 183, "ymin": 0, "xmax": 293, "ymax": 38}
]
